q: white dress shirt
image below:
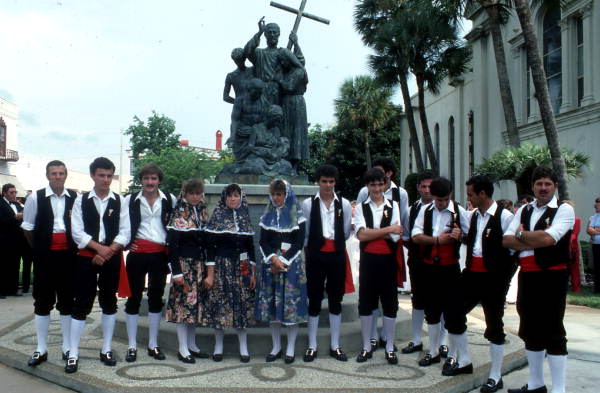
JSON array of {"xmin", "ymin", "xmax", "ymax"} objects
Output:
[
  {"xmin": 124, "ymin": 190, "xmax": 176, "ymax": 244},
  {"xmin": 302, "ymin": 192, "xmax": 352, "ymax": 247},
  {"xmin": 357, "ymin": 181, "xmax": 410, "ymax": 240},
  {"xmin": 354, "ymin": 197, "xmax": 401, "ymax": 243},
  {"xmin": 411, "ymin": 201, "xmax": 471, "ymax": 238},
  {"xmin": 71, "ymin": 189, "xmax": 131, "ymax": 249},
  {"xmin": 21, "ymin": 186, "xmax": 73, "ymax": 233},
  {"xmin": 471, "ymin": 201, "xmax": 514, "ymax": 257}
]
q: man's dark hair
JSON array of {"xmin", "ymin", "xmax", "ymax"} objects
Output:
[
  {"xmin": 417, "ymin": 170, "xmax": 435, "ymax": 185},
  {"xmin": 46, "ymin": 160, "xmax": 67, "ymax": 174},
  {"xmin": 224, "ymin": 183, "xmax": 242, "ymax": 197},
  {"xmin": 519, "ymin": 194, "xmax": 534, "ymax": 203},
  {"xmin": 363, "ymin": 168, "xmax": 386, "ymax": 185},
  {"xmin": 372, "ymin": 157, "xmax": 396, "ymax": 177},
  {"xmin": 138, "ymin": 163, "xmax": 164, "ymax": 182},
  {"xmin": 531, "ymin": 166, "xmax": 558, "ymax": 184},
  {"xmin": 2, "ymin": 183, "xmax": 16, "ymax": 196},
  {"xmin": 314, "ymin": 164, "xmax": 339, "ymax": 182},
  {"xmin": 430, "ymin": 177, "xmax": 453, "ymax": 198},
  {"xmin": 89, "ymin": 157, "xmax": 115, "ymax": 175},
  {"xmin": 466, "ymin": 175, "xmax": 494, "ymax": 198}
]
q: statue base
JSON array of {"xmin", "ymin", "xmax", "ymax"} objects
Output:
[{"xmin": 214, "ymin": 173, "xmax": 310, "ymax": 185}]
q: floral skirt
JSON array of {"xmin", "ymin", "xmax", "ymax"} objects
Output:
[
  {"xmin": 255, "ymin": 253, "xmax": 308, "ymax": 325},
  {"xmin": 165, "ymin": 256, "xmax": 206, "ymax": 324},
  {"xmin": 202, "ymin": 255, "xmax": 255, "ymax": 329}
]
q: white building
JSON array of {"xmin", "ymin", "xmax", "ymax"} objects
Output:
[
  {"xmin": 0, "ymin": 97, "xmax": 26, "ymax": 195},
  {"xmin": 400, "ymin": 0, "xmax": 600, "ymax": 222}
]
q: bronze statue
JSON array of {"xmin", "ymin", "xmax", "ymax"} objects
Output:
[{"xmin": 223, "ymin": 48, "xmax": 254, "ymax": 104}]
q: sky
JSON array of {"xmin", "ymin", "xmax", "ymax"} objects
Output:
[{"xmin": 1, "ymin": 0, "xmax": 379, "ymax": 173}]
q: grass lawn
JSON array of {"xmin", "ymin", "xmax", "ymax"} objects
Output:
[{"xmin": 567, "ymin": 287, "xmax": 600, "ymax": 309}]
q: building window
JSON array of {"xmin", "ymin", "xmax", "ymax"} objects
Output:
[
  {"xmin": 526, "ymin": 59, "xmax": 532, "ymax": 118},
  {"xmin": 409, "ymin": 139, "xmax": 413, "ymax": 173},
  {"xmin": 543, "ymin": 7, "xmax": 562, "ymax": 114},
  {"xmin": 576, "ymin": 16, "xmax": 584, "ymax": 106},
  {"xmin": 448, "ymin": 116, "xmax": 455, "ymax": 188},
  {"xmin": 434, "ymin": 123, "xmax": 440, "ymax": 162},
  {"xmin": 468, "ymin": 111, "xmax": 474, "ymax": 176},
  {"xmin": 0, "ymin": 117, "xmax": 6, "ymax": 158}
]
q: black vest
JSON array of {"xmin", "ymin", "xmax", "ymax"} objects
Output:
[
  {"xmin": 466, "ymin": 205, "xmax": 511, "ymax": 273},
  {"xmin": 407, "ymin": 200, "xmax": 424, "ymax": 261},
  {"xmin": 521, "ymin": 202, "xmax": 571, "ymax": 269},
  {"xmin": 128, "ymin": 191, "xmax": 172, "ymax": 244},
  {"xmin": 306, "ymin": 195, "xmax": 345, "ymax": 257},
  {"xmin": 81, "ymin": 192, "xmax": 121, "ymax": 245},
  {"xmin": 32, "ymin": 188, "xmax": 78, "ymax": 254},
  {"xmin": 423, "ymin": 201, "xmax": 462, "ymax": 259},
  {"xmin": 359, "ymin": 201, "xmax": 396, "ymax": 253}
]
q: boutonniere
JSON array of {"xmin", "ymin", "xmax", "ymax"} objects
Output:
[
  {"xmin": 383, "ymin": 209, "xmax": 389, "ymax": 218},
  {"xmin": 485, "ymin": 228, "xmax": 491, "ymax": 238},
  {"xmin": 337, "ymin": 209, "xmax": 341, "ymax": 217},
  {"xmin": 545, "ymin": 217, "xmax": 551, "ymax": 227},
  {"xmin": 108, "ymin": 208, "xmax": 114, "ymax": 217}
]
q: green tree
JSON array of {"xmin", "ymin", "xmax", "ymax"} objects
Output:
[
  {"xmin": 297, "ymin": 124, "xmax": 335, "ymax": 181},
  {"xmin": 124, "ymin": 111, "xmax": 181, "ymax": 159}
]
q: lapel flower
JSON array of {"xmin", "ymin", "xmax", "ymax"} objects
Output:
[
  {"xmin": 383, "ymin": 209, "xmax": 388, "ymax": 218},
  {"xmin": 108, "ymin": 208, "xmax": 114, "ymax": 217},
  {"xmin": 485, "ymin": 228, "xmax": 491, "ymax": 238}
]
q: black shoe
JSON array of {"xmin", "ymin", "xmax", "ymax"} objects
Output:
[
  {"xmin": 385, "ymin": 351, "xmax": 398, "ymax": 365},
  {"xmin": 439, "ymin": 344, "xmax": 449, "ymax": 358},
  {"xmin": 303, "ymin": 348, "xmax": 317, "ymax": 362},
  {"xmin": 329, "ymin": 347, "xmax": 348, "ymax": 362},
  {"xmin": 370, "ymin": 338, "xmax": 379, "ymax": 351},
  {"xmin": 212, "ymin": 353, "xmax": 223, "ymax": 362},
  {"xmin": 356, "ymin": 349, "xmax": 373, "ymax": 363},
  {"xmin": 284, "ymin": 355, "xmax": 295, "ymax": 364},
  {"xmin": 148, "ymin": 346, "xmax": 166, "ymax": 360},
  {"xmin": 62, "ymin": 351, "xmax": 70, "ymax": 361},
  {"xmin": 442, "ymin": 361, "xmax": 473, "ymax": 376},
  {"xmin": 378, "ymin": 338, "xmax": 398, "ymax": 352},
  {"xmin": 125, "ymin": 348, "xmax": 137, "ymax": 363},
  {"xmin": 27, "ymin": 351, "xmax": 48, "ymax": 367},
  {"xmin": 507, "ymin": 385, "xmax": 547, "ymax": 393},
  {"xmin": 418, "ymin": 353, "xmax": 441, "ymax": 367},
  {"xmin": 401, "ymin": 341, "xmax": 423, "ymax": 354},
  {"xmin": 442, "ymin": 357, "xmax": 456, "ymax": 372},
  {"xmin": 481, "ymin": 378, "xmax": 503, "ymax": 393},
  {"xmin": 100, "ymin": 351, "xmax": 117, "ymax": 366},
  {"xmin": 240, "ymin": 355, "xmax": 250, "ymax": 363},
  {"xmin": 64, "ymin": 357, "xmax": 78, "ymax": 373},
  {"xmin": 266, "ymin": 350, "xmax": 282, "ymax": 362},
  {"xmin": 189, "ymin": 349, "xmax": 210, "ymax": 359},
  {"xmin": 177, "ymin": 352, "xmax": 196, "ymax": 364}
]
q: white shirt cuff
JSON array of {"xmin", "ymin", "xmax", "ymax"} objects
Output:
[
  {"xmin": 77, "ymin": 234, "xmax": 92, "ymax": 249},
  {"xmin": 21, "ymin": 221, "xmax": 35, "ymax": 231},
  {"xmin": 113, "ymin": 235, "xmax": 129, "ymax": 248}
]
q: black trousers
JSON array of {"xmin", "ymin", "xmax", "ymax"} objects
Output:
[
  {"xmin": 517, "ymin": 269, "xmax": 568, "ymax": 355},
  {"xmin": 358, "ymin": 252, "xmax": 398, "ymax": 318},
  {"xmin": 125, "ymin": 251, "xmax": 168, "ymax": 314},
  {"xmin": 407, "ymin": 255, "xmax": 426, "ymax": 310},
  {"xmin": 0, "ymin": 246, "xmax": 21, "ymax": 296},
  {"xmin": 423, "ymin": 262, "xmax": 467, "ymax": 334},
  {"xmin": 32, "ymin": 249, "xmax": 76, "ymax": 316},
  {"xmin": 462, "ymin": 270, "xmax": 510, "ymax": 345},
  {"xmin": 593, "ymin": 244, "xmax": 600, "ymax": 293},
  {"xmin": 72, "ymin": 254, "xmax": 120, "ymax": 320},
  {"xmin": 20, "ymin": 242, "xmax": 33, "ymax": 292},
  {"xmin": 306, "ymin": 250, "xmax": 345, "ymax": 316}
]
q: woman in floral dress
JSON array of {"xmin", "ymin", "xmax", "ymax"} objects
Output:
[
  {"xmin": 255, "ymin": 179, "xmax": 307, "ymax": 364},
  {"xmin": 203, "ymin": 184, "xmax": 256, "ymax": 362},
  {"xmin": 164, "ymin": 179, "xmax": 212, "ymax": 364}
]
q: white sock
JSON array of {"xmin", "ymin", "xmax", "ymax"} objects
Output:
[
  {"xmin": 69, "ymin": 318, "xmax": 86, "ymax": 359},
  {"xmin": 125, "ymin": 313, "xmax": 139, "ymax": 349},
  {"xmin": 237, "ymin": 328, "xmax": 249, "ymax": 356},
  {"xmin": 489, "ymin": 343, "xmax": 504, "ymax": 383},
  {"xmin": 411, "ymin": 309, "xmax": 424, "ymax": 344},
  {"xmin": 439, "ymin": 314, "xmax": 447, "ymax": 346},
  {"xmin": 427, "ymin": 323, "xmax": 441, "ymax": 356},
  {"xmin": 101, "ymin": 313, "xmax": 116, "ymax": 354},
  {"xmin": 329, "ymin": 313, "xmax": 341, "ymax": 350},
  {"xmin": 286, "ymin": 324, "xmax": 298, "ymax": 357},
  {"xmin": 548, "ymin": 354, "xmax": 566, "ymax": 393},
  {"xmin": 148, "ymin": 312, "xmax": 161, "ymax": 349},
  {"xmin": 526, "ymin": 349, "xmax": 546, "ymax": 390},
  {"xmin": 308, "ymin": 316, "xmax": 319, "ymax": 350},
  {"xmin": 176, "ymin": 323, "xmax": 189, "ymax": 356},
  {"xmin": 214, "ymin": 329, "xmax": 224, "ymax": 355},
  {"xmin": 455, "ymin": 332, "xmax": 471, "ymax": 367},
  {"xmin": 60, "ymin": 315, "xmax": 71, "ymax": 355},
  {"xmin": 34, "ymin": 315, "xmax": 50, "ymax": 354},
  {"xmin": 270, "ymin": 322, "xmax": 282, "ymax": 354},
  {"xmin": 186, "ymin": 323, "xmax": 199, "ymax": 352},
  {"xmin": 360, "ymin": 315, "xmax": 374, "ymax": 351},
  {"xmin": 382, "ymin": 316, "xmax": 397, "ymax": 352},
  {"xmin": 370, "ymin": 309, "xmax": 379, "ymax": 340}
]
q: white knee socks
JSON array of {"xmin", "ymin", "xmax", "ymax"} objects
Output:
[
  {"xmin": 454, "ymin": 332, "xmax": 471, "ymax": 367},
  {"xmin": 360, "ymin": 315, "xmax": 374, "ymax": 351},
  {"xmin": 307, "ymin": 316, "xmax": 319, "ymax": 350},
  {"xmin": 329, "ymin": 313, "xmax": 341, "ymax": 350},
  {"xmin": 148, "ymin": 312, "xmax": 161, "ymax": 349},
  {"xmin": 34, "ymin": 315, "xmax": 50, "ymax": 354},
  {"xmin": 101, "ymin": 313, "xmax": 116, "ymax": 354},
  {"xmin": 411, "ymin": 309, "xmax": 424, "ymax": 345},
  {"xmin": 186, "ymin": 323, "xmax": 199, "ymax": 352},
  {"xmin": 69, "ymin": 318, "xmax": 86, "ymax": 359},
  {"xmin": 370, "ymin": 309, "xmax": 380, "ymax": 340},
  {"xmin": 548, "ymin": 354, "xmax": 566, "ymax": 393},
  {"xmin": 213, "ymin": 329, "xmax": 224, "ymax": 355},
  {"xmin": 125, "ymin": 313, "xmax": 139, "ymax": 349},
  {"xmin": 286, "ymin": 324, "xmax": 298, "ymax": 357},
  {"xmin": 382, "ymin": 316, "xmax": 397, "ymax": 352},
  {"xmin": 60, "ymin": 314, "xmax": 71, "ymax": 355},
  {"xmin": 427, "ymin": 323, "xmax": 441, "ymax": 356},
  {"xmin": 526, "ymin": 350, "xmax": 546, "ymax": 390},
  {"xmin": 489, "ymin": 343, "xmax": 504, "ymax": 383},
  {"xmin": 176, "ymin": 323, "xmax": 189, "ymax": 356},
  {"xmin": 270, "ymin": 322, "xmax": 282, "ymax": 355},
  {"xmin": 236, "ymin": 328, "xmax": 249, "ymax": 356}
]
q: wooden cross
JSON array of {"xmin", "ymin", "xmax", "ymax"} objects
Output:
[{"xmin": 270, "ymin": 0, "xmax": 330, "ymax": 50}]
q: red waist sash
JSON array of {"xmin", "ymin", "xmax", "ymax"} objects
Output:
[
  {"xmin": 78, "ymin": 248, "xmax": 131, "ymax": 298},
  {"xmin": 519, "ymin": 255, "xmax": 567, "ymax": 272},
  {"xmin": 364, "ymin": 238, "xmax": 392, "ymax": 254},
  {"xmin": 320, "ymin": 239, "xmax": 337, "ymax": 252},
  {"xmin": 313, "ymin": 238, "xmax": 355, "ymax": 294},
  {"xmin": 363, "ymin": 239, "xmax": 406, "ymax": 285},
  {"xmin": 50, "ymin": 233, "xmax": 69, "ymax": 251},
  {"xmin": 131, "ymin": 238, "xmax": 166, "ymax": 254},
  {"xmin": 424, "ymin": 243, "xmax": 458, "ymax": 265},
  {"xmin": 469, "ymin": 256, "xmax": 488, "ymax": 272}
]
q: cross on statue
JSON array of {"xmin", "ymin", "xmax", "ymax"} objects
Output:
[{"xmin": 270, "ymin": 0, "xmax": 330, "ymax": 50}]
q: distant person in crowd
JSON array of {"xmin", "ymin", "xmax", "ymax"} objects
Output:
[
  {"xmin": 15, "ymin": 196, "xmax": 33, "ymax": 293},
  {"xmin": 203, "ymin": 184, "xmax": 256, "ymax": 363},
  {"xmin": 562, "ymin": 200, "xmax": 582, "ymax": 292},
  {"xmin": 503, "ymin": 167, "xmax": 574, "ymax": 393},
  {"xmin": 497, "ymin": 199, "xmax": 514, "ymax": 214},
  {"xmin": 519, "ymin": 194, "xmax": 534, "ymax": 204},
  {"xmin": 164, "ymin": 179, "xmax": 210, "ymax": 364},
  {"xmin": 0, "ymin": 183, "xmax": 24, "ymax": 298},
  {"xmin": 255, "ymin": 179, "xmax": 308, "ymax": 364},
  {"xmin": 21, "ymin": 161, "xmax": 78, "ymax": 367},
  {"xmin": 587, "ymin": 197, "xmax": 600, "ymax": 294}
]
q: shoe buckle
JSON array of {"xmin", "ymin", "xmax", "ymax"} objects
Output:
[
  {"xmin": 105, "ymin": 352, "xmax": 112, "ymax": 359},
  {"xmin": 67, "ymin": 358, "xmax": 77, "ymax": 365},
  {"xmin": 32, "ymin": 352, "xmax": 40, "ymax": 359}
]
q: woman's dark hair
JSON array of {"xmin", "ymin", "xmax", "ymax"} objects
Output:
[
  {"xmin": 269, "ymin": 179, "xmax": 286, "ymax": 195},
  {"xmin": 225, "ymin": 183, "xmax": 242, "ymax": 197},
  {"xmin": 182, "ymin": 178, "xmax": 204, "ymax": 195}
]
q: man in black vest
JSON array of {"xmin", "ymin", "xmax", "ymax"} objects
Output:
[
  {"xmin": 301, "ymin": 164, "xmax": 352, "ymax": 362},
  {"xmin": 460, "ymin": 175, "xmax": 514, "ymax": 390},
  {"xmin": 0, "ymin": 183, "xmax": 24, "ymax": 298},
  {"xmin": 123, "ymin": 163, "xmax": 176, "ymax": 362},
  {"xmin": 411, "ymin": 177, "xmax": 471, "ymax": 371},
  {"xmin": 503, "ymin": 167, "xmax": 574, "ymax": 393},
  {"xmin": 354, "ymin": 168, "xmax": 403, "ymax": 364},
  {"xmin": 21, "ymin": 160, "xmax": 78, "ymax": 366},
  {"xmin": 66, "ymin": 157, "xmax": 131, "ymax": 373}
]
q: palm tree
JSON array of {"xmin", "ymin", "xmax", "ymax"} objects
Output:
[{"xmin": 334, "ymin": 75, "xmax": 395, "ymax": 170}]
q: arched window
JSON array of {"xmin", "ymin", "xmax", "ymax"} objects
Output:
[
  {"xmin": 448, "ymin": 116, "xmax": 455, "ymax": 188},
  {"xmin": 543, "ymin": 7, "xmax": 562, "ymax": 113}
]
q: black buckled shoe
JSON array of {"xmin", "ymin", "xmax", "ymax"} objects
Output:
[
  {"xmin": 100, "ymin": 351, "xmax": 117, "ymax": 366},
  {"xmin": 442, "ymin": 361, "xmax": 473, "ymax": 376},
  {"xmin": 329, "ymin": 347, "xmax": 348, "ymax": 362},
  {"xmin": 27, "ymin": 351, "xmax": 48, "ymax": 367},
  {"xmin": 507, "ymin": 385, "xmax": 547, "ymax": 393},
  {"xmin": 303, "ymin": 348, "xmax": 317, "ymax": 362},
  {"xmin": 481, "ymin": 378, "xmax": 503, "ymax": 393},
  {"xmin": 401, "ymin": 341, "xmax": 423, "ymax": 354},
  {"xmin": 442, "ymin": 357, "xmax": 456, "ymax": 372},
  {"xmin": 189, "ymin": 349, "xmax": 210, "ymax": 359},
  {"xmin": 125, "ymin": 348, "xmax": 137, "ymax": 362},
  {"xmin": 240, "ymin": 355, "xmax": 250, "ymax": 363},
  {"xmin": 212, "ymin": 353, "xmax": 223, "ymax": 362},
  {"xmin": 148, "ymin": 346, "xmax": 166, "ymax": 360},
  {"xmin": 356, "ymin": 349, "xmax": 373, "ymax": 363},
  {"xmin": 439, "ymin": 344, "xmax": 449, "ymax": 358},
  {"xmin": 266, "ymin": 350, "xmax": 282, "ymax": 362},
  {"xmin": 284, "ymin": 355, "xmax": 295, "ymax": 364},
  {"xmin": 370, "ymin": 338, "xmax": 379, "ymax": 351},
  {"xmin": 385, "ymin": 351, "xmax": 398, "ymax": 365},
  {"xmin": 177, "ymin": 352, "xmax": 195, "ymax": 364},
  {"xmin": 418, "ymin": 353, "xmax": 441, "ymax": 367},
  {"xmin": 62, "ymin": 350, "xmax": 70, "ymax": 361},
  {"xmin": 64, "ymin": 357, "xmax": 78, "ymax": 373}
]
